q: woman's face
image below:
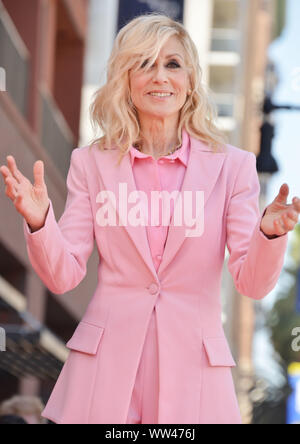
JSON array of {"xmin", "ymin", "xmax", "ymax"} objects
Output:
[{"xmin": 129, "ymin": 36, "xmax": 191, "ymax": 121}]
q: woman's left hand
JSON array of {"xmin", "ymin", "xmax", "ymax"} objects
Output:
[{"xmin": 260, "ymin": 183, "xmax": 300, "ymax": 238}]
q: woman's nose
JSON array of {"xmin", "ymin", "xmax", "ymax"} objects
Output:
[{"xmin": 152, "ymin": 66, "xmax": 168, "ymax": 83}]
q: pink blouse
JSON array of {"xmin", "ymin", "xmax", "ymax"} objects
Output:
[{"xmin": 129, "ymin": 128, "xmax": 190, "ymax": 273}]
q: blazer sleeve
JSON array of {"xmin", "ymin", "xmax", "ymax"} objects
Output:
[
  {"xmin": 226, "ymin": 151, "xmax": 288, "ymax": 300},
  {"xmin": 23, "ymin": 148, "xmax": 95, "ymax": 294}
]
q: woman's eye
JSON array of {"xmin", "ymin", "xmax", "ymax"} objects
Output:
[
  {"xmin": 141, "ymin": 59, "xmax": 149, "ymax": 69},
  {"xmin": 140, "ymin": 60, "xmax": 180, "ymax": 69},
  {"xmin": 168, "ymin": 61, "xmax": 180, "ymax": 68}
]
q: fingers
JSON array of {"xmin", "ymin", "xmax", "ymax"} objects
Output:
[
  {"xmin": 1, "ymin": 156, "xmax": 46, "ymax": 205},
  {"xmin": 275, "ymin": 183, "xmax": 289, "ymax": 204},
  {"xmin": 0, "ymin": 163, "xmax": 19, "ymax": 201},
  {"xmin": 5, "ymin": 155, "xmax": 25, "ymax": 184},
  {"xmin": 0, "ymin": 168, "xmax": 18, "ymax": 188},
  {"xmin": 292, "ymin": 197, "xmax": 300, "ymax": 212},
  {"xmin": 0, "ymin": 164, "xmax": 13, "ymax": 181},
  {"xmin": 287, "ymin": 208, "xmax": 299, "ymax": 222},
  {"xmin": 276, "ymin": 209, "xmax": 299, "ymax": 234},
  {"xmin": 33, "ymin": 160, "xmax": 45, "ymax": 187},
  {"xmin": 3, "ymin": 176, "xmax": 19, "ymax": 201},
  {"xmin": 274, "ymin": 219, "xmax": 287, "ymax": 235},
  {"xmin": 0, "ymin": 156, "xmax": 29, "ymax": 204}
]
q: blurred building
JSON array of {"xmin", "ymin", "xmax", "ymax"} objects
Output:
[
  {"xmin": 0, "ymin": 0, "xmax": 94, "ymax": 404},
  {"xmin": 79, "ymin": 0, "xmax": 119, "ymax": 146}
]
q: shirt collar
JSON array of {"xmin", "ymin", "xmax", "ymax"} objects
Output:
[{"xmin": 129, "ymin": 128, "xmax": 190, "ymax": 167}]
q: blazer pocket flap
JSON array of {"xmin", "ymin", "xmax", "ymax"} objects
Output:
[
  {"xmin": 66, "ymin": 322, "xmax": 105, "ymax": 355},
  {"xmin": 203, "ymin": 337, "xmax": 236, "ymax": 367}
]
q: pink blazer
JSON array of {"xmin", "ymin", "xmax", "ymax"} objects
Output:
[{"xmin": 23, "ymin": 135, "xmax": 288, "ymax": 424}]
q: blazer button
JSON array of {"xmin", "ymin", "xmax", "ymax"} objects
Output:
[{"xmin": 148, "ymin": 283, "xmax": 159, "ymax": 295}]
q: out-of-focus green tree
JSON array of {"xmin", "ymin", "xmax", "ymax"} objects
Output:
[
  {"xmin": 273, "ymin": 0, "xmax": 287, "ymax": 40},
  {"xmin": 251, "ymin": 224, "xmax": 300, "ymax": 424}
]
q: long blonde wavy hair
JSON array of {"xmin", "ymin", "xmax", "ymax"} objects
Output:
[{"xmin": 88, "ymin": 13, "xmax": 228, "ymax": 165}]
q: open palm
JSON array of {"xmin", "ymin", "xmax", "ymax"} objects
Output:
[
  {"xmin": 260, "ymin": 183, "xmax": 300, "ymax": 238},
  {"xmin": 0, "ymin": 155, "xmax": 50, "ymax": 232}
]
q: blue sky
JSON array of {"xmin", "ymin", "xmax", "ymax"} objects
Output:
[{"xmin": 268, "ymin": 0, "xmax": 300, "ymax": 203}]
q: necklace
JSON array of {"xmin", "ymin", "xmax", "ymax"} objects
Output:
[{"xmin": 134, "ymin": 141, "xmax": 182, "ymax": 157}]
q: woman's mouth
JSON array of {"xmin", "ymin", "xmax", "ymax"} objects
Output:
[{"xmin": 147, "ymin": 92, "xmax": 174, "ymax": 99}]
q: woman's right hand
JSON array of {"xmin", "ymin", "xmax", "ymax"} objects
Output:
[{"xmin": 0, "ymin": 155, "xmax": 50, "ymax": 232}]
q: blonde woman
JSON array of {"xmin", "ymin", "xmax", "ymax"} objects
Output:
[{"xmin": 1, "ymin": 14, "xmax": 299, "ymax": 425}]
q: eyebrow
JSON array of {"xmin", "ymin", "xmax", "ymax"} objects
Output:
[{"xmin": 165, "ymin": 53, "xmax": 184, "ymax": 60}]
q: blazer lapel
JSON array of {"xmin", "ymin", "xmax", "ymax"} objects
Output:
[
  {"xmin": 96, "ymin": 136, "xmax": 227, "ymax": 280},
  {"xmin": 158, "ymin": 137, "xmax": 227, "ymax": 276},
  {"xmin": 96, "ymin": 147, "xmax": 159, "ymax": 280}
]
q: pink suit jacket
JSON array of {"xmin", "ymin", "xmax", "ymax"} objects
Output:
[{"xmin": 23, "ymin": 134, "xmax": 288, "ymax": 424}]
